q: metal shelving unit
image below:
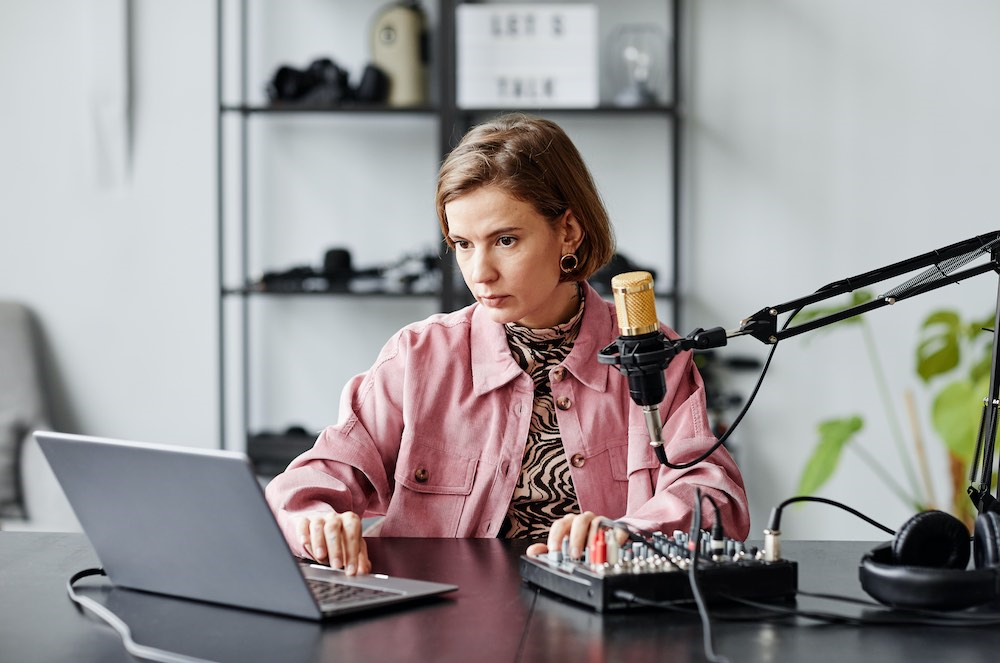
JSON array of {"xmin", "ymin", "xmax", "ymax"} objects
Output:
[{"xmin": 216, "ymin": 0, "xmax": 684, "ymax": 452}]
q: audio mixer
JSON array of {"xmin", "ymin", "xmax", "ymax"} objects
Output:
[{"xmin": 520, "ymin": 528, "xmax": 798, "ymax": 612}]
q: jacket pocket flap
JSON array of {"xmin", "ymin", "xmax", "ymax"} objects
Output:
[{"xmin": 395, "ymin": 444, "xmax": 476, "ymax": 495}]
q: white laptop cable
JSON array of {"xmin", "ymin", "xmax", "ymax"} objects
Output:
[{"xmin": 67, "ymin": 567, "xmax": 217, "ymax": 663}]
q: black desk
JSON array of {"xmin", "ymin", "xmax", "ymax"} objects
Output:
[{"xmin": 1, "ymin": 532, "xmax": 997, "ymax": 663}]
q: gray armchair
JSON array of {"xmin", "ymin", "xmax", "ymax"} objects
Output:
[{"xmin": 0, "ymin": 300, "xmax": 77, "ymax": 530}]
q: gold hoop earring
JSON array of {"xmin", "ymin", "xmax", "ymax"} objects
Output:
[{"xmin": 559, "ymin": 253, "xmax": 579, "ymax": 274}]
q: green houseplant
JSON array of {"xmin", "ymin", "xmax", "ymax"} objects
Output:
[{"xmin": 796, "ymin": 291, "xmax": 996, "ymax": 528}]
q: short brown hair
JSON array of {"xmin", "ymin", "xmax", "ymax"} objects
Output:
[{"xmin": 435, "ymin": 113, "xmax": 615, "ymax": 281}]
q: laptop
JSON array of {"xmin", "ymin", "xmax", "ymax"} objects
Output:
[{"xmin": 34, "ymin": 431, "xmax": 457, "ymax": 620}]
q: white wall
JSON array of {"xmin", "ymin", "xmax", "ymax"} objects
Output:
[
  {"xmin": 2, "ymin": 0, "xmax": 999, "ymax": 539},
  {"xmin": 0, "ymin": 0, "xmax": 217, "ymax": 444}
]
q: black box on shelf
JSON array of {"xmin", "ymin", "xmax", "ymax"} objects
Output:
[{"xmin": 247, "ymin": 430, "xmax": 317, "ymax": 478}]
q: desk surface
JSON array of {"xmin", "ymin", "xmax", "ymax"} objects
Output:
[{"xmin": 2, "ymin": 532, "xmax": 998, "ymax": 663}]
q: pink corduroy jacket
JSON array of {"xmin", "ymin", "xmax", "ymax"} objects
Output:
[{"xmin": 265, "ymin": 283, "xmax": 750, "ymax": 554}]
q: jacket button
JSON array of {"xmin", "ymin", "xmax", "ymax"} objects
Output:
[
  {"xmin": 414, "ymin": 468, "xmax": 429, "ymax": 483},
  {"xmin": 551, "ymin": 366, "xmax": 566, "ymax": 382},
  {"xmin": 556, "ymin": 396, "xmax": 572, "ymax": 410},
  {"xmin": 570, "ymin": 453, "xmax": 586, "ymax": 468}
]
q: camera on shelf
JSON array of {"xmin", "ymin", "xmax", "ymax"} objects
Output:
[
  {"xmin": 266, "ymin": 58, "xmax": 389, "ymax": 106},
  {"xmin": 253, "ymin": 247, "xmax": 440, "ymax": 295}
]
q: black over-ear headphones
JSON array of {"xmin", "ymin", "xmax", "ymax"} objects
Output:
[{"xmin": 859, "ymin": 509, "xmax": 1000, "ymax": 610}]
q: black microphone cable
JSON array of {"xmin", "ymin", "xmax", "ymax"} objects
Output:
[
  {"xmin": 612, "ymin": 490, "xmax": 733, "ymax": 663},
  {"xmin": 765, "ymin": 495, "xmax": 897, "ymax": 538},
  {"xmin": 656, "ymin": 278, "xmax": 856, "ymax": 470},
  {"xmin": 687, "ymin": 488, "xmax": 731, "ymax": 663},
  {"xmin": 654, "ymin": 307, "xmax": 793, "ymax": 470}
]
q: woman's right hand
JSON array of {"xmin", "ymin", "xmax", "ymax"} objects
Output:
[
  {"xmin": 293, "ymin": 511, "xmax": 372, "ymax": 576},
  {"xmin": 525, "ymin": 511, "xmax": 628, "ymax": 559}
]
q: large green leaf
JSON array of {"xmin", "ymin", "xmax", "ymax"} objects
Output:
[
  {"xmin": 797, "ymin": 416, "xmax": 864, "ymax": 495},
  {"xmin": 931, "ymin": 378, "xmax": 986, "ymax": 463},
  {"xmin": 916, "ymin": 310, "xmax": 962, "ymax": 383}
]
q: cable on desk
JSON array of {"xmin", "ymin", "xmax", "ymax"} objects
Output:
[
  {"xmin": 687, "ymin": 488, "xmax": 731, "ymax": 663},
  {"xmin": 723, "ymin": 593, "xmax": 1000, "ymax": 627},
  {"xmin": 617, "ymin": 587, "xmax": 1000, "ymax": 629},
  {"xmin": 67, "ymin": 567, "xmax": 217, "ymax": 663},
  {"xmin": 793, "ymin": 589, "xmax": 1000, "ymax": 625},
  {"xmin": 515, "ymin": 583, "xmax": 540, "ymax": 662},
  {"xmin": 610, "ymin": 591, "xmax": 794, "ymax": 624}
]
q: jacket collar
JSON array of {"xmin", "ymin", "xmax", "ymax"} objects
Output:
[
  {"xmin": 470, "ymin": 282, "xmax": 613, "ymax": 396},
  {"xmin": 563, "ymin": 283, "xmax": 613, "ymax": 393}
]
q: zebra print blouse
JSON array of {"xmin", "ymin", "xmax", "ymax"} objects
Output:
[{"xmin": 498, "ymin": 290, "xmax": 585, "ymax": 539}]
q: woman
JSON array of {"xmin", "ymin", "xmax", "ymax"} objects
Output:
[{"xmin": 265, "ymin": 113, "xmax": 750, "ymax": 576}]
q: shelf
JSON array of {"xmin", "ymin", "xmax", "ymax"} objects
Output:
[
  {"xmin": 222, "ymin": 287, "xmax": 677, "ymax": 301},
  {"xmin": 221, "ymin": 286, "xmax": 440, "ymax": 298},
  {"xmin": 221, "ymin": 103, "xmax": 677, "ymax": 117},
  {"xmin": 456, "ymin": 104, "xmax": 678, "ymax": 117},
  {"xmin": 221, "ymin": 102, "xmax": 439, "ymax": 115}
]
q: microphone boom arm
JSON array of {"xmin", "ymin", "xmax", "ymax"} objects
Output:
[
  {"xmin": 736, "ymin": 231, "xmax": 1000, "ymax": 345},
  {"xmin": 732, "ymin": 230, "xmax": 1000, "ymax": 518}
]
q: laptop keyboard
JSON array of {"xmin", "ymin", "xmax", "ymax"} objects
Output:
[{"xmin": 307, "ymin": 577, "xmax": 400, "ymax": 606}]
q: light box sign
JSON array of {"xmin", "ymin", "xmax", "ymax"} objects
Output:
[{"xmin": 457, "ymin": 4, "xmax": 599, "ymax": 109}]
